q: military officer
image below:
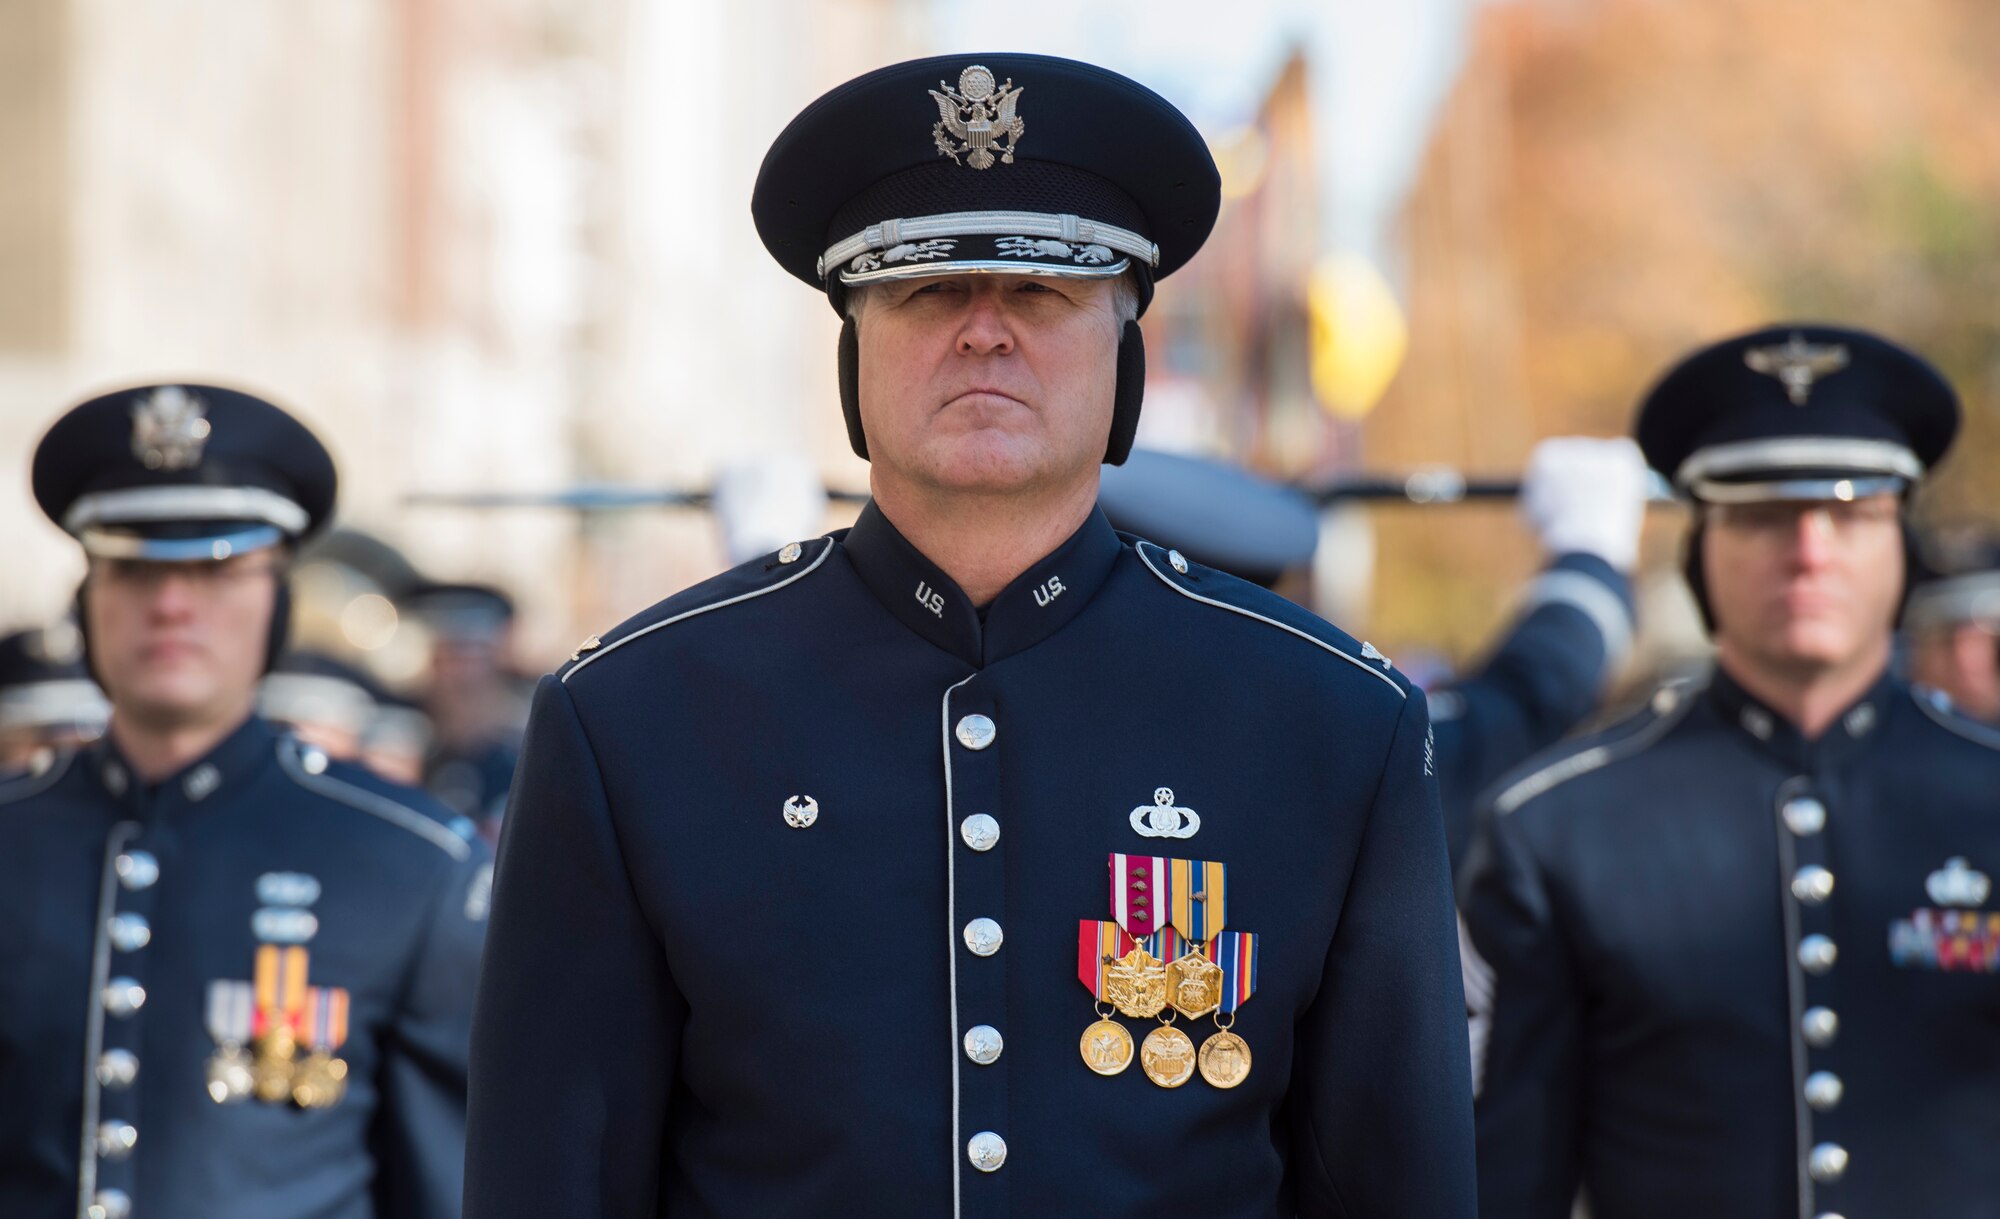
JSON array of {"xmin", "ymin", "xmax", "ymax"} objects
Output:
[
  {"xmin": 398, "ymin": 581, "xmax": 524, "ymax": 834},
  {"xmin": 1461, "ymin": 326, "xmax": 2000, "ymax": 1218},
  {"xmin": 0, "ymin": 384, "xmax": 490, "ymax": 1219},
  {"xmin": 0, "ymin": 620, "xmax": 109, "ymax": 771},
  {"xmin": 1904, "ymin": 527, "xmax": 2000, "ymax": 723},
  {"xmin": 467, "ymin": 54, "xmax": 1475, "ymax": 1218}
]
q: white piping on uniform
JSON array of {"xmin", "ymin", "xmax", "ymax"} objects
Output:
[
  {"xmin": 1913, "ymin": 688, "xmax": 2000, "ymax": 751},
  {"xmin": 562, "ymin": 539, "xmax": 834, "ymax": 683},
  {"xmin": 1459, "ymin": 912, "xmax": 1495, "ymax": 1097},
  {"xmin": 1133, "ymin": 543, "xmax": 1406, "ymax": 698},
  {"xmin": 275, "ymin": 744, "xmax": 471, "ymax": 860},
  {"xmin": 78, "ymin": 821, "xmax": 139, "ymax": 1219},
  {"xmin": 1519, "ymin": 569, "xmax": 1634, "ymax": 677},
  {"xmin": 940, "ymin": 674, "xmax": 977, "ymax": 1219},
  {"xmin": 1491, "ymin": 680, "xmax": 1702, "ymax": 815}
]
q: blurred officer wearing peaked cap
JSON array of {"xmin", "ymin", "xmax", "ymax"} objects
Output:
[
  {"xmin": 0, "ymin": 620, "xmax": 109, "ymax": 772},
  {"xmin": 0, "ymin": 384, "xmax": 489, "ymax": 1219},
  {"xmin": 467, "ymin": 54, "xmax": 1475, "ymax": 1218},
  {"xmin": 1460, "ymin": 326, "xmax": 2000, "ymax": 1218},
  {"xmin": 1904, "ymin": 526, "xmax": 2000, "ymax": 724}
]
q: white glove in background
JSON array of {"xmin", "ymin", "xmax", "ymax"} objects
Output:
[
  {"xmin": 1520, "ymin": 436, "xmax": 1648, "ymax": 570},
  {"xmin": 712, "ymin": 453, "xmax": 828, "ymax": 565}
]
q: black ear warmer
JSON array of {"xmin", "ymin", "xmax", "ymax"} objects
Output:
[
  {"xmin": 75, "ymin": 571, "xmax": 296, "ymax": 687},
  {"xmin": 1680, "ymin": 516, "xmax": 1924, "ymax": 636},
  {"xmin": 1103, "ymin": 320, "xmax": 1145, "ymax": 467},
  {"xmin": 837, "ymin": 317, "xmax": 867, "ymax": 461},
  {"xmin": 834, "ymin": 316, "xmax": 1149, "ymax": 466}
]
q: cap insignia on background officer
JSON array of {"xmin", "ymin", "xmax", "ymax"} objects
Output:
[{"xmin": 1742, "ymin": 333, "xmax": 1850, "ymax": 406}]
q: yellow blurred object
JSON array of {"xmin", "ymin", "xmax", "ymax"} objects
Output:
[{"xmin": 1308, "ymin": 254, "xmax": 1408, "ymax": 420}]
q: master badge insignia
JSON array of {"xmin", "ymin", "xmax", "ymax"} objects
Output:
[
  {"xmin": 1927, "ymin": 857, "xmax": 1992, "ymax": 908},
  {"xmin": 130, "ymin": 385, "xmax": 212, "ymax": 470},
  {"xmin": 1744, "ymin": 334, "xmax": 1851, "ymax": 405},
  {"xmin": 1130, "ymin": 786, "xmax": 1200, "ymax": 840},
  {"xmin": 930, "ymin": 65, "xmax": 1024, "ymax": 170},
  {"xmin": 782, "ymin": 794, "xmax": 819, "ymax": 829}
]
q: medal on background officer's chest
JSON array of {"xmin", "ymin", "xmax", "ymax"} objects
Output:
[
  {"xmin": 1079, "ymin": 846, "xmax": 1260, "ymax": 1089},
  {"xmin": 206, "ymin": 876, "xmax": 352, "ymax": 1109}
]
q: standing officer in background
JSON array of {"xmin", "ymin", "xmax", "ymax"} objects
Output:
[
  {"xmin": 1904, "ymin": 528, "xmax": 2000, "ymax": 723},
  {"xmin": 1462, "ymin": 326, "xmax": 2000, "ymax": 1218},
  {"xmin": 0, "ymin": 620, "xmax": 108, "ymax": 771},
  {"xmin": 399, "ymin": 581, "xmax": 525, "ymax": 836},
  {"xmin": 0, "ymin": 384, "xmax": 489, "ymax": 1219},
  {"xmin": 469, "ymin": 54, "xmax": 1475, "ymax": 1218}
]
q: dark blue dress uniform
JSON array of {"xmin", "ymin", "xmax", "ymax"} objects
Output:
[
  {"xmin": 0, "ymin": 721, "xmax": 489, "ymax": 1219},
  {"xmin": 1430, "ymin": 551, "xmax": 1634, "ymax": 872},
  {"xmin": 469, "ymin": 504, "xmax": 1474, "ymax": 1217},
  {"xmin": 1461, "ymin": 326, "xmax": 1998, "ymax": 1218},
  {"xmin": 1, "ymin": 383, "xmax": 490, "ymax": 1219}
]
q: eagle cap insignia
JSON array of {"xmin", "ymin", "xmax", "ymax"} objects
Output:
[
  {"xmin": 1927, "ymin": 857, "xmax": 1991, "ymax": 908},
  {"xmin": 130, "ymin": 386, "xmax": 213, "ymax": 470},
  {"xmin": 930, "ymin": 65, "xmax": 1024, "ymax": 170},
  {"xmin": 1743, "ymin": 334, "xmax": 1850, "ymax": 406}
]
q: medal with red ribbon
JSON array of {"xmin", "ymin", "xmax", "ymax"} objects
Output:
[
  {"xmin": 1076, "ymin": 920, "xmax": 1138, "ymax": 1075},
  {"xmin": 1110, "ymin": 853, "xmax": 1171, "ymax": 937}
]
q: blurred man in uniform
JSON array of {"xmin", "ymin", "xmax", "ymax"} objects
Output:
[
  {"xmin": 0, "ymin": 620, "xmax": 109, "ymax": 771},
  {"xmin": 1462, "ymin": 326, "xmax": 2000, "ymax": 1217},
  {"xmin": 468, "ymin": 53, "xmax": 1475, "ymax": 1218},
  {"xmin": 0, "ymin": 383, "xmax": 489, "ymax": 1219},
  {"xmin": 399, "ymin": 581, "xmax": 523, "ymax": 835},
  {"xmin": 1904, "ymin": 528, "xmax": 2000, "ymax": 723}
]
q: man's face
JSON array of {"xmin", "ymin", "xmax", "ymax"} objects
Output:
[
  {"xmin": 85, "ymin": 550, "xmax": 278, "ymax": 728},
  {"xmin": 1703, "ymin": 494, "xmax": 1904, "ymax": 675},
  {"xmin": 854, "ymin": 273, "xmax": 1123, "ymax": 496}
]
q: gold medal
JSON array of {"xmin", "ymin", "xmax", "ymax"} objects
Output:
[
  {"xmin": 1166, "ymin": 952, "xmax": 1224, "ymax": 1019},
  {"xmin": 251, "ymin": 1024, "xmax": 298, "ymax": 1104},
  {"xmin": 205, "ymin": 1043, "xmax": 255, "ymax": 1104},
  {"xmin": 1139, "ymin": 1023, "xmax": 1198, "ymax": 1088},
  {"xmin": 1104, "ymin": 946, "xmax": 1170, "ymax": 1018},
  {"xmin": 1198, "ymin": 1028, "xmax": 1253, "ymax": 1088},
  {"xmin": 291, "ymin": 1051, "xmax": 350, "ymax": 1109},
  {"xmin": 1079, "ymin": 1017, "xmax": 1135, "ymax": 1076}
]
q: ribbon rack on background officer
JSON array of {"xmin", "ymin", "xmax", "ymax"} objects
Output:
[{"xmin": 0, "ymin": 383, "xmax": 489, "ymax": 1219}]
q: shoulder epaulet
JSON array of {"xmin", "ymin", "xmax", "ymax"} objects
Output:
[
  {"xmin": 1131, "ymin": 539, "xmax": 1408, "ymax": 699},
  {"xmin": 560, "ymin": 536, "xmax": 835, "ymax": 683},
  {"xmin": 1912, "ymin": 685, "xmax": 2000, "ymax": 753},
  {"xmin": 273, "ymin": 738, "xmax": 472, "ymax": 860},
  {"xmin": 1489, "ymin": 676, "xmax": 1704, "ymax": 815},
  {"xmin": 0, "ymin": 748, "xmax": 76, "ymax": 807}
]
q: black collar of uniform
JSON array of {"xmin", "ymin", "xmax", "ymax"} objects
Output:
[
  {"xmin": 842, "ymin": 499, "xmax": 1123, "ymax": 668},
  {"xmin": 1704, "ymin": 661, "xmax": 1898, "ymax": 768},
  {"xmin": 94, "ymin": 713, "xmax": 277, "ymax": 809}
]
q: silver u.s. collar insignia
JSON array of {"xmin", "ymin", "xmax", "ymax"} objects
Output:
[
  {"xmin": 1130, "ymin": 786, "xmax": 1199, "ymax": 840},
  {"xmin": 1743, "ymin": 334, "xmax": 1850, "ymax": 406},
  {"xmin": 131, "ymin": 385, "xmax": 212, "ymax": 470},
  {"xmin": 930, "ymin": 65, "xmax": 1024, "ymax": 170},
  {"xmin": 1927, "ymin": 857, "xmax": 1992, "ymax": 908},
  {"xmin": 783, "ymin": 794, "xmax": 819, "ymax": 829}
]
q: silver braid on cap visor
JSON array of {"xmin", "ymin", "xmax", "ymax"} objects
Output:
[
  {"xmin": 62, "ymin": 485, "xmax": 310, "ymax": 536},
  {"xmin": 1674, "ymin": 437, "xmax": 1925, "ymax": 490},
  {"xmin": 818, "ymin": 210, "xmax": 1159, "ymax": 280}
]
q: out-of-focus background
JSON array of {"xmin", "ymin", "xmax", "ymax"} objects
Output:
[{"xmin": 3, "ymin": 0, "xmax": 1996, "ymax": 682}]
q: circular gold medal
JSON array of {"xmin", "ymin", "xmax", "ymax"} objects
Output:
[
  {"xmin": 1079, "ymin": 1019, "xmax": 1135, "ymax": 1076},
  {"xmin": 292, "ymin": 1052, "xmax": 350, "ymax": 1109},
  {"xmin": 1139, "ymin": 1024, "xmax": 1198, "ymax": 1088},
  {"xmin": 251, "ymin": 1026, "xmax": 298, "ymax": 1104},
  {"xmin": 1198, "ymin": 1029, "xmax": 1253, "ymax": 1089}
]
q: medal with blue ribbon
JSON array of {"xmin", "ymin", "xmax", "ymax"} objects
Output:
[{"xmin": 1199, "ymin": 931, "xmax": 1259, "ymax": 1088}]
